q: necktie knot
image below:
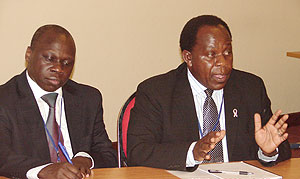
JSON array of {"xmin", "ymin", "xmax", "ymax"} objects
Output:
[
  {"xmin": 205, "ymin": 89, "xmax": 214, "ymax": 97},
  {"xmin": 42, "ymin": 93, "xmax": 58, "ymax": 108}
]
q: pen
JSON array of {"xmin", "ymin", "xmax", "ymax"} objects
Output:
[
  {"xmin": 58, "ymin": 142, "xmax": 73, "ymax": 164},
  {"xmin": 208, "ymin": 169, "xmax": 254, "ymax": 175},
  {"xmin": 290, "ymin": 143, "xmax": 300, "ymax": 149}
]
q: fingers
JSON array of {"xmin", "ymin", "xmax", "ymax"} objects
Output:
[
  {"xmin": 257, "ymin": 110, "xmax": 289, "ymax": 153},
  {"xmin": 200, "ymin": 131, "xmax": 225, "ymax": 148},
  {"xmin": 193, "ymin": 147, "xmax": 212, "ymax": 161},
  {"xmin": 267, "ymin": 109, "xmax": 282, "ymax": 125},
  {"xmin": 72, "ymin": 156, "xmax": 92, "ymax": 177},
  {"xmin": 269, "ymin": 110, "xmax": 289, "ymax": 134},
  {"xmin": 280, "ymin": 133, "xmax": 289, "ymax": 141},
  {"xmin": 65, "ymin": 164, "xmax": 83, "ymax": 179},
  {"xmin": 79, "ymin": 167, "xmax": 91, "ymax": 178},
  {"xmin": 193, "ymin": 131, "xmax": 225, "ymax": 161},
  {"xmin": 277, "ymin": 122, "xmax": 288, "ymax": 140},
  {"xmin": 217, "ymin": 130, "xmax": 226, "ymax": 139},
  {"xmin": 276, "ymin": 128, "xmax": 289, "ymax": 143},
  {"xmin": 254, "ymin": 113, "xmax": 262, "ymax": 133},
  {"xmin": 278, "ymin": 123, "xmax": 288, "ymax": 134},
  {"xmin": 255, "ymin": 110, "xmax": 288, "ymax": 132},
  {"xmin": 59, "ymin": 163, "xmax": 83, "ymax": 179},
  {"xmin": 38, "ymin": 163, "xmax": 83, "ymax": 179},
  {"xmin": 211, "ymin": 130, "xmax": 226, "ymax": 143},
  {"xmin": 274, "ymin": 112, "xmax": 288, "ymax": 143},
  {"xmin": 274, "ymin": 114, "xmax": 289, "ymax": 129}
]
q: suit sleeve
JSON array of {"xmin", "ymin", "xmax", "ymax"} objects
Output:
[
  {"xmin": 0, "ymin": 108, "xmax": 50, "ymax": 179},
  {"xmin": 127, "ymin": 84, "xmax": 193, "ymax": 171},
  {"xmin": 88, "ymin": 92, "xmax": 118, "ymax": 168},
  {"xmin": 256, "ymin": 77, "xmax": 291, "ymax": 166}
]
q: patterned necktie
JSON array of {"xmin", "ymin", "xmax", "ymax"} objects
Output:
[
  {"xmin": 203, "ymin": 89, "xmax": 224, "ymax": 163},
  {"xmin": 41, "ymin": 93, "xmax": 66, "ymax": 163}
]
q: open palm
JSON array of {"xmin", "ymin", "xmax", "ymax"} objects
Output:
[{"xmin": 254, "ymin": 110, "xmax": 288, "ymax": 154}]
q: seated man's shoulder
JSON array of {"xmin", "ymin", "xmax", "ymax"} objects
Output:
[
  {"xmin": 139, "ymin": 63, "xmax": 186, "ymax": 89},
  {"xmin": 65, "ymin": 79, "xmax": 102, "ymax": 98},
  {"xmin": 231, "ymin": 68, "xmax": 264, "ymax": 84},
  {"xmin": 0, "ymin": 73, "xmax": 21, "ymax": 89},
  {"xmin": 0, "ymin": 74, "xmax": 22, "ymax": 102}
]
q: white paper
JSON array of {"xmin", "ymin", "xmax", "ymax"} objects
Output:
[
  {"xmin": 168, "ymin": 169, "xmax": 218, "ymax": 179},
  {"xmin": 168, "ymin": 161, "xmax": 281, "ymax": 179}
]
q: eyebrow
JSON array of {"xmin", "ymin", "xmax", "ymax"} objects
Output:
[{"xmin": 224, "ymin": 41, "xmax": 232, "ymax": 46}]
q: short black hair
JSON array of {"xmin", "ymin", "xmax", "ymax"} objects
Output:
[
  {"xmin": 30, "ymin": 24, "xmax": 74, "ymax": 50},
  {"xmin": 179, "ymin": 15, "xmax": 231, "ymax": 52}
]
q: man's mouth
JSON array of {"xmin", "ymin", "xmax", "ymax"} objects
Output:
[
  {"xmin": 213, "ymin": 74, "xmax": 228, "ymax": 82},
  {"xmin": 47, "ymin": 77, "xmax": 60, "ymax": 85}
]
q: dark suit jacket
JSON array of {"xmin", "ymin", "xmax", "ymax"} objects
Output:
[
  {"xmin": 127, "ymin": 63, "xmax": 290, "ymax": 171},
  {"xmin": 0, "ymin": 71, "xmax": 117, "ymax": 178}
]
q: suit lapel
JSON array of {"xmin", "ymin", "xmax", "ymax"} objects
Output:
[
  {"xmin": 224, "ymin": 70, "xmax": 243, "ymax": 160},
  {"xmin": 63, "ymin": 81, "xmax": 82, "ymax": 153},
  {"xmin": 16, "ymin": 71, "xmax": 50, "ymax": 160},
  {"xmin": 172, "ymin": 64, "xmax": 199, "ymax": 141}
]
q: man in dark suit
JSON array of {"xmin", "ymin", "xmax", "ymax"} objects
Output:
[
  {"xmin": 0, "ymin": 25, "xmax": 117, "ymax": 178},
  {"xmin": 127, "ymin": 15, "xmax": 291, "ymax": 171}
]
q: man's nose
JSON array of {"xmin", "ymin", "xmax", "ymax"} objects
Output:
[
  {"xmin": 51, "ymin": 61, "xmax": 63, "ymax": 73},
  {"xmin": 215, "ymin": 54, "xmax": 226, "ymax": 66}
]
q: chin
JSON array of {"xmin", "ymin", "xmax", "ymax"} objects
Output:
[
  {"xmin": 45, "ymin": 89, "xmax": 58, "ymax": 92},
  {"xmin": 210, "ymin": 84, "xmax": 226, "ymax": 90},
  {"xmin": 43, "ymin": 86, "xmax": 60, "ymax": 92}
]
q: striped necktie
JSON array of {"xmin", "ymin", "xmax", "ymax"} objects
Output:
[{"xmin": 41, "ymin": 93, "xmax": 67, "ymax": 163}]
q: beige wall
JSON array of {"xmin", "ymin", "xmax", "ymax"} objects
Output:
[{"xmin": 1, "ymin": 0, "xmax": 300, "ymax": 141}]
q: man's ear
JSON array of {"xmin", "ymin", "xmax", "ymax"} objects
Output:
[
  {"xmin": 182, "ymin": 50, "xmax": 192, "ymax": 67},
  {"xmin": 25, "ymin": 46, "xmax": 32, "ymax": 63}
]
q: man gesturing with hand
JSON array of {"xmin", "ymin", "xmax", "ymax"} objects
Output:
[{"xmin": 127, "ymin": 15, "xmax": 290, "ymax": 171}]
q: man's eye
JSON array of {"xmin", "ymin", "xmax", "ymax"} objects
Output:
[
  {"xmin": 62, "ymin": 60, "xmax": 73, "ymax": 66},
  {"xmin": 43, "ymin": 55, "xmax": 54, "ymax": 62},
  {"xmin": 223, "ymin": 50, "xmax": 232, "ymax": 56},
  {"xmin": 63, "ymin": 61, "xmax": 69, "ymax": 65},
  {"xmin": 207, "ymin": 52, "xmax": 215, "ymax": 58}
]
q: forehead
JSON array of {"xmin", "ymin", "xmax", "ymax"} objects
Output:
[
  {"xmin": 34, "ymin": 31, "xmax": 76, "ymax": 55},
  {"xmin": 195, "ymin": 25, "xmax": 231, "ymax": 45}
]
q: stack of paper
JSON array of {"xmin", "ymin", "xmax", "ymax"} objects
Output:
[{"xmin": 168, "ymin": 161, "xmax": 281, "ymax": 179}]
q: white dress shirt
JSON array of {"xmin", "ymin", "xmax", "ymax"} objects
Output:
[
  {"xmin": 25, "ymin": 71, "xmax": 93, "ymax": 179},
  {"xmin": 185, "ymin": 68, "xmax": 278, "ymax": 167},
  {"xmin": 186, "ymin": 69, "xmax": 228, "ymax": 167}
]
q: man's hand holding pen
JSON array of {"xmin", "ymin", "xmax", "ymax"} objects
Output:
[
  {"xmin": 38, "ymin": 156, "xmax": 92, "ymax": 179},
  {"xmin": 72, "ymin": 156, "xmax": 93, "ymax": 178}
]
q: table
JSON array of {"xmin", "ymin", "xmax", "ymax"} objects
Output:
[
  {"xmin": 246, "ymin": 158, "xmax": 300, "ymax": 178},
  {"xmin": 287, "ymin": 51, "xmax": 300, "ymax": 58},
  {"xmin": 87, "ymin": 166, "xmax": 178, "ymax": 179},
  {"xmin": 86, "ymin": 159, "xmax": 300, "ymax": 178},
  {"xmin": 83, "ymin": 158, "xmax": 300, "ymax": 178},
  {"xmin": 1, "ymin": 158, "xmax": 300, "ymax": 178},
  {"xmin": 0, "ymin": 167, "xmax": 178, "ymax": 179}
]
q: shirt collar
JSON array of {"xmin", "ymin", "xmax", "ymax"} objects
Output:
[{"xmin": 187, "ymin": 68, "xmax": 223, "ymax": 96}]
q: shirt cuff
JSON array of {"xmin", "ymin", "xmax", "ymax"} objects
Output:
[
  {"xmin": 75, "ymin": 152, "xmax": 94, "ymax": 169},
  {"xmin": 186, "ymin": 142, "xmax": 202, "ymax": 167},
  {"xmin": 26, "ymin": 163, "xmax": 52, "ymax": 179},
  {"xmin": 257, "ymin": 148, "xmax": 279, "ymax": 162}
]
